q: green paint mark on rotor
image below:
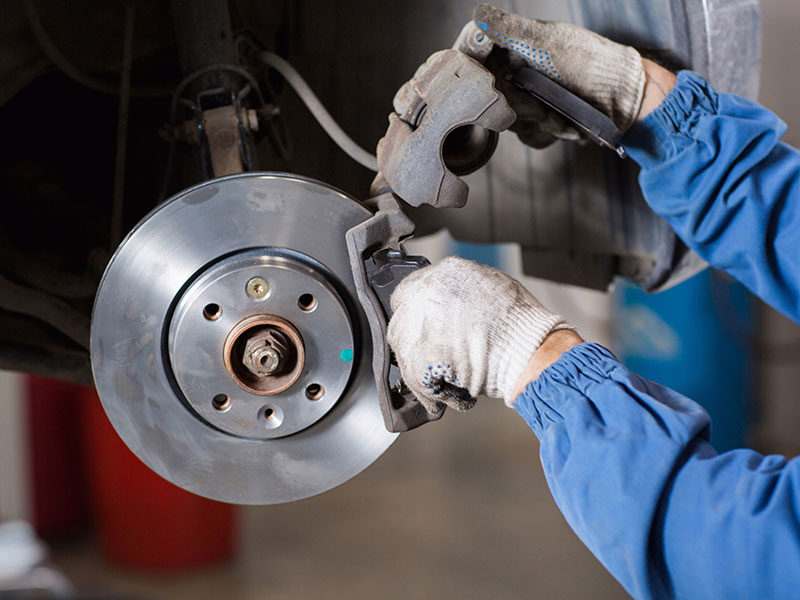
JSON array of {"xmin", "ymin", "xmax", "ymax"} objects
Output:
[{"xmin": 340, "ymin": 349, "xmax": 353, "ymax": 362}]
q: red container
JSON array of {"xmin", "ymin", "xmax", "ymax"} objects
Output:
[
  {"xmin": 26, "ymin": 377, "xmax": 92, "ymax": 540},
  {"xmin": 80, "ymin": 387, "xmax": 236, "ymax": 569}
]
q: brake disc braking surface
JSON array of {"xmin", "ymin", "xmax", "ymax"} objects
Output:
[{"xmin": 91, "ymin": 173, "xmax": 398, "ymax": 504}]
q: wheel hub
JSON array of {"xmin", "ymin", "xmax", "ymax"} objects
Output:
[{"xmin": 169, "ymin": 252, "xmax": 355, "ymax": 439}]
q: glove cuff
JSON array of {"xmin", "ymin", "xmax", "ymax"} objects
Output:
[
  {"xmin": 488, "ymin": 304, "xmax": 574, "ymax": 405},
  {"xmin": 586, "ymin": 43, "xmax": 646, "ymax": 132}
]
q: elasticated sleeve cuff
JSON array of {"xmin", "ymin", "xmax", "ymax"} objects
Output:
[
  {"xmin": 512, "ymin": 342, "xmax": 621, "ymax": 434},
  {"xmin": 513, "ymin": 341, "xmax": 711, "ymax": 444},
  {"xmin": 622, "ymin": 71, "xmax": 720, "ymax": 169}
]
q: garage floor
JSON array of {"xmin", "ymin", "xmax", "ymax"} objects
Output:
[{"xmin": 49, "ymin": 399, "xmax": 626, "ymax": 600}]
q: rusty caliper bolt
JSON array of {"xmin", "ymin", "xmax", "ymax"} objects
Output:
[{"xmin": 243, "ymin": 329, "xmax": 289, "ymax": 377}]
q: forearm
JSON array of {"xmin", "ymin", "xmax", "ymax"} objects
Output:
[
  {"xmin": 515, "ymin": 343, "xmax": 708, "ymax": 598},
  {"xmin": 515, "ymin": 344, "xmax": 800, "ymax": 599},
  {"xmin": 624, "ymin": 70, "xmax": 800, "ymax": 322},
  {"xmin": 637, "ymin": 59, "xmax": 676, "ymax": 122},
  {"xmin": 511, "ymin": 329, "xmax": 583, "ymax": 399}
]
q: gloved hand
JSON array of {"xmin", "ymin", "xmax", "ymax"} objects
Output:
[
  {"xmin": 387, "ymin": 257, "xmax": 574, "ymax": 412},
  {"xmin": 456, "ymin": 4, "xmax": 646, "ymax": 147}
]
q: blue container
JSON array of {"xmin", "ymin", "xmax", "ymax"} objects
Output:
[
  {"xmin": 452, "ymin": 240, "xmax": 504, "ymax": 269},
  {"xmin": 613, "ymin": 270, "xmax": 754, "ymax": 452}
]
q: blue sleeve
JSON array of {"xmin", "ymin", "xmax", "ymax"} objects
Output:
[
  {"xmin": 624, "ymin": 71, "xmax": 800, "ymax": 322},
  {"xmin": 515, "ymin": 342, "xmax": 800, "ymax": 600}
]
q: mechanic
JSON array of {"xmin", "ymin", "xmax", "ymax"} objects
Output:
[{"xmin": 385, "ymin": 5, "xmax": 800, "ymax": 599}]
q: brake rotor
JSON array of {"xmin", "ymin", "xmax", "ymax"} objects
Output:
[{"xmin": 90, "ymin": 173, "xmax": 397, "ymax": 504}]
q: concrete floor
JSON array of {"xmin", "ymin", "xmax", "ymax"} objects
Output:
[{"xmin": 50, "ymin": 400, "xmax": 626, "ymax": 599}]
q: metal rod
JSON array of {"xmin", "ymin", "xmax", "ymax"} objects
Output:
[
  {"xmin": 110, "ymin": 2, "xmax": 135, "ymax": 249},
  {"xmin": 169, "ymin": 0, "xmax": 237, "ymax": 93}
]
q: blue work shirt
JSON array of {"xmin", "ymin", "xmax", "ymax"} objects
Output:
[{"xmin": 514, "ymin": 71, "xmax": 800, "ymax": 599}]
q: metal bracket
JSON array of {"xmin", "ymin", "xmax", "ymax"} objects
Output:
[
  {"xmin": 375, "ymin": 50, "xmax": 516, "ymax": 209},
  {"xmin": 346, "ymin": 194, "xmax": 443, "ymax": 433}
]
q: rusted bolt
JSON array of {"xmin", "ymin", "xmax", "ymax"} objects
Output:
[
  {"xmin": 246, "ymin": 277, "xmax": 269, "ymax": 299},
  {"xmin": 242, "ymin": 329, "xmax": 289, "ymax": 377},
  {"xmin": 224, "ymin": 315, "xmax": 305, "ymax": 396},
  {"xmin": 254, "ymin": 346, "xmax": 281, "ymax": 374}
]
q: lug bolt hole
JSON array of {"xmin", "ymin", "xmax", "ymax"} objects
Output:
[
  {"xmin": 260, "ymin": 405, "xmax": 283, "ymax": 429},
  {"xmin": 305, "ymin": 383, "xmax": 324, "ymax": 401},
  {"xmin": 212, "ymin": 394, "xmax": 231, "ymax": 411},
  {"xmin": 203, "ymin": 303, "xmax": 222, "ymax": 321},
  {"xmin": 298, "ymin": 293, "xmax": 317, "ymax": 312}
]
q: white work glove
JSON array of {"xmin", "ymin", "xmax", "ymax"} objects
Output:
[
  {"xmin": 387, "ymin": 257, "xmax": 574, "ymax": 412},
  {"xmin": 456, "ymin": 4, "xmax": 646, "ymax": 147}
]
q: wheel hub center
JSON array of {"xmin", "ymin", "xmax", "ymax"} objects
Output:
[
  {"xmin": 225, "ymin": 314, "xmax": 305, "ymax": 394},
  {"xmin": 168, "ymin": 251, "xmax": 356, "ymax": 440},
  {"xmin": 245, "ymin": 333, "xmax": 285, "ymax": 376}
]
